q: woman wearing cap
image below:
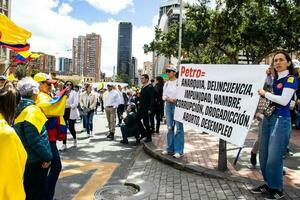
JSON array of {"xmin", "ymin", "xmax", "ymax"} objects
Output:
[
  {"xmin": 0, "ymin": 85, "xmax": 27, "ymax": 200},
  {"xmin": 34, "ymin": 72, "xmax": 66, "ymax": 200},
  {"xmin": 161, "ymin": 66, "xmax": 185, "ymax": 159},
  {"xmin": 120, "ymin": 103, "xmax": 140, "ymax": 144},
  {"xmin": 251, "ymin": 51, "xmax": 298, "ymax": 199},
  {"xmin": 14, "ymin": 77, "xmax": 52, "ymax": 200},
  {"xmin": 61, "ymin": 81, "xmax": 79, "ymax": 150}
]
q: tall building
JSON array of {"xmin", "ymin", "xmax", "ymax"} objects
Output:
[
  {"xmin": 30, "ymin": 53, "xmax": 56, "ymax": 73},
  {"xmin": 131, "ymin": 57, "xmax": 138, "ymax": 85},
  {"xmin": 84, "ymin": 33, "xmax": 101, "ymax": 81},
  {"xmin": 153, "ymin": 0, "xmax": 181, "ymax": 77},
  {"xmin": 72, "ymin": 36, "xmax": 85, "ymax": 75},
  {"xmin": 72, "ymin": 33, "xmax": 102, "ymax": 81},
  {"xmin": 0, "ymin": 0, "xmax": 11, "ymax": 74},
  {"xmin": 58, "ymin": 57, "xmax": 72, "ymax": 75},
  {"xmin": 117, "ymin": 22, "xmax": 132, "ymax": 77},
  {"xmin": 143, "ymin": 61, "xmax": 153, "ymax": 80}
]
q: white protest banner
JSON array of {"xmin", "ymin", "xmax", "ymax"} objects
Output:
[{"xmin": 174, "ymin": 64, "xmax": 268, "ymax": 147}]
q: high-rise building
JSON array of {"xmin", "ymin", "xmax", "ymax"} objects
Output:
[
  {"xmin": 143, "ymin": 61, "xmax": 153, "ymax": 80},
  {"xmin": 29, "ymin": 53, "xmax": 56, "ymax": 73},
  {"xmin": 153, "ymin": 0, "xmax": 181, "ymax": 78},
  {"xmin": 58, "ymin": 57, "xmax": 72, "ymax": 75},
  {"xmin": 117, "ymin": 22, "xmax": 132, "ymax": 77},
  {"xmin": 84, "ymin": 33, "xmax": 101, "ymax": 81},
  {"xmin": 131, "ymin": 57, "xmax": 138, "ymax": 85},
  {"xmin": 72, "ymin": 36, "xmax": 85, "ymax": 75},
  {"xmin": 72, "ymin": 33, "xmax": 101, "ymax": 81},
  {"xmin": 0, "ymin": 0, "xmax": 11, "ymax": 74}
]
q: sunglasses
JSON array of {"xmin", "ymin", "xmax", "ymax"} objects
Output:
[
  {"xmin": 66, "ymin": 84, "xmax": 72, "ymax": 86},
  {"xmin": 166, "ymin": 70, "xmax": 175, "ymax": 73},
  {"xmin": 42, "ymin": 82, "xmax": 52, "ymax": 86}
]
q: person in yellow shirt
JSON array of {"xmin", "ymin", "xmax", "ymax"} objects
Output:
[{"xmin": 0, "ymin": 85, "xmax": 27, "ymax": 200}]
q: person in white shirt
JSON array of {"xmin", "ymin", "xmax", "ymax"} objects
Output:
[
  {"xmin": 161, "ymin": 66, "xmax": 184, "ymax": 159},
  {"xmin": 61, "ymin": 81, "xmax": 80, "ymax": 150},
  {"xmin": 80, "ymin": 83, "xmax": 97, "ymax": 137},
  {"xmin": 103, "ymin": 84, "xmax": 119, "ymax": 140}
]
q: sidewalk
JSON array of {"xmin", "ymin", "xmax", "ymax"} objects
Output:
[{"xmin": 144, "ymin": 121, "xmax": 300, "ymax": 198}]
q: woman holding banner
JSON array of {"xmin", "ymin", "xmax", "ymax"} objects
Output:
[
  {"xmin": 161, "ymin": 65, "xmax": 184, "ymax": 159},
  {"xmin": 251, "ymin": 51, "xmax": 298, "ymax": 200}
]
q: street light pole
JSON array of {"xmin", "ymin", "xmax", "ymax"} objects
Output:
[{"xmin": 177, "ymin": 0, "xmax": 183, "ymax": 70}]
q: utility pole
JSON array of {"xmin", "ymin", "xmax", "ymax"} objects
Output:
[{"xmin": 177, "ymin": 0, "xmax": 183, "ymax": 70}]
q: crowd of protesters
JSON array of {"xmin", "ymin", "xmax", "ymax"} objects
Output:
[
  {"xmin": 1, "ymin": 51, "xmax": 299, "ymax": 200},
  {"xmin": 0, "ymin": 65, "xmax": 186, "ymax": 200}
]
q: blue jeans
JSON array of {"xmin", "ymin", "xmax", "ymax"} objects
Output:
[
  {"xmin": 165, "ymin": 102, "xmax": 184, "ymax": 154},
  {"xmin": 85, "ymin": 110, "xmax": 94, "ymax": 134},
  {"xmin": 46, "ymin": 142, "xmax": 62, "ymax": 200},
  {"xmin": 259, "ymin": 114, "xmax": 291, "ymax": 189}
]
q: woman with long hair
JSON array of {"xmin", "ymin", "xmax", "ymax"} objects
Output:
[
  {"xmin": 80, "ymin": 83, "xmax": 97, "ymax": 137},
  {"xmin": 61, "ymin": 81, "xmax": 79, "ymax": 150},
  {"xmin": 251, "ymin": 51, "xmax": 298, "ymax": 200},
  {"xmin": 0, "ymin": 86, "xmax": 27, "ymax": 200}
]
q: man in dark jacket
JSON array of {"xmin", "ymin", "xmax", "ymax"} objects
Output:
[
  {"xmin": 120, "ymin": 103, "xmax": 142, "ymax": 144},
  {"xmin": 137, "ymin": 74, "xmax": 154, "ymax": 142},
  {"xmin": 14, "ymin": 77, "xmax": 52, "ymax": 200}
]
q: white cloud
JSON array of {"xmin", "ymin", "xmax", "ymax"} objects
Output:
[
  {"xmin": 58, "ymin": 3, "xmax": 73, "ymax": 16},
  {"xmin": 11, "ymin": 0, "xmax": 154, "ymax": 76},
  {"xmin": 85, "ymin": 0, "xmax": 133, "ymax": 15}
]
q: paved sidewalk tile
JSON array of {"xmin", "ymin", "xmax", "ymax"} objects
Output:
[
  {"xmin": 127, "ymin": 151, "xmax": 268, "ymax": 200},
  {"xmin": 145, "ymin": 121, "xmax": 300, "ymax": 198}
]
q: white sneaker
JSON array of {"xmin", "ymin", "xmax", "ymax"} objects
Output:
[
  {"xmin": 73, "ymin": 139, "xmax": 77, "ymax": 147},
  {"xmin": 173, "ymin": 153, "xmax": 182, "ymax": 159},
  {"xmin": 90, "ymin": 131, "xmax": 94, "ymax": 137},
  {"xmin": 60, "ymin": 144, "xmax": 67, "ymax": 151},
  {"xmin": 161, "ymin": 150, "xmax": 168, "ymax": 155}
]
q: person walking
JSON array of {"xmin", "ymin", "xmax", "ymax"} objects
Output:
[
  {"xmin": 0, "ymin": 86, "xmax": 27, "ymax": 200},
  {"xmin": 137, "ymin": 74, "xmax": 154, "ymax": 143},
  {"xmin": 161, "ymin": 66, "xmax": 185, "ymax": 159},
  {"xmin": 14, "ymin": 77, "xmax": 53, "ymax": 200},
  {"xmin": 251, "ymin": 51, "xmax": 298, "ymax": 200},
  {"xmin": 61, "ymin": 81, "xmax": 79, "ymax": 150},
  {"xmin": 80, "ymin": 83, "xmax": 97, "ymax": 137},
  {"xmin": 103, "ymin": 84, "xmax": 119, "ymax": 140}
]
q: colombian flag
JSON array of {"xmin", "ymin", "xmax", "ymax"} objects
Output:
[
  {"xmin": 0, "ymin": 42, "xmax": 30, "ymax": 52},
  {"xmin": 0, "ymin": 13, "xmax": 31, "ymax": 45},
  {"xmin": 36, "ymin": 89, "xmax": 68, "ymax": 141},
  {"xmin": 14, "ymin": 51, "xmax": 40, "ymax": 63}
]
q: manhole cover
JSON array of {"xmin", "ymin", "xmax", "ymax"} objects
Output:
[{"xmin": 94, "ymin": 183, "xmax": 139, "ymax": 200}]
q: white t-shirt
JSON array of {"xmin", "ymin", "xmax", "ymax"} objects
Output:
[{"xmin": 163, "ymin": 79, "xmax": 178, "ymax": 100}]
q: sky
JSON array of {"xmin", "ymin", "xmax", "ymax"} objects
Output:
[{"xmin": 11, "ymin": 0, "xmax": 199, "ymax": 76}]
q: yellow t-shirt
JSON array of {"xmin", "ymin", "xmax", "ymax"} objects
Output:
[{"xmin": 0, "ymin": 114, "xmax": 27, "ymax": 200}]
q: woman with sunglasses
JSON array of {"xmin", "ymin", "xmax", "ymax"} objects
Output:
[
  {"xmin": 61, "ymin": 81, "xmax": 79, "ymax": 150},
  {"xmin": 161, "ymin": 66, "xmax": 185, "ymax": 159}
]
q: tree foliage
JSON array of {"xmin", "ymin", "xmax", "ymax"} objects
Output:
[{"xmin": 145, "ymin": 0, "xmax": 300, "ymax": 64}]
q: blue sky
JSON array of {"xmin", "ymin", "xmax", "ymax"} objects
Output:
[{"xmin": 56, "ymin": 0, "xmax": 161, "ymax": 27}]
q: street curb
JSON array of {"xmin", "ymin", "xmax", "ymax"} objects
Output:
[{"xmin": 143, "ymin": 142, "xmax": 300, "ymax": 193}]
